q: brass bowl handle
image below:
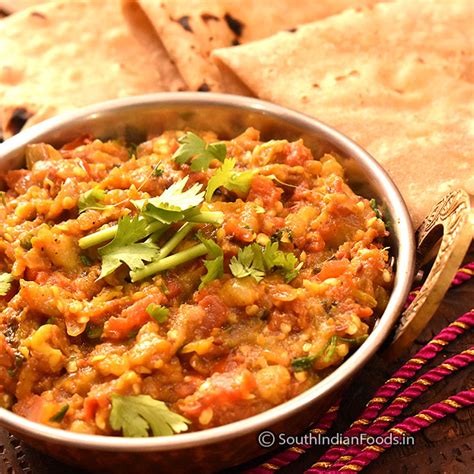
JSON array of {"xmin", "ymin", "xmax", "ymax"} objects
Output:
[{"xmin": 384, "ymin": 189, "xmax": 472, "ymax": 361}]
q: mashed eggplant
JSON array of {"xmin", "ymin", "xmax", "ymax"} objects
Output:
[{"xmin": 0, "ymin": 128, "xmax": 391, "ymax": 436}]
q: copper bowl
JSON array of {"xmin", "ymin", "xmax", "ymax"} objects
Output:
[{"xmin": 0, "ymin": 93, "xmax": 415, "ymax": 473}]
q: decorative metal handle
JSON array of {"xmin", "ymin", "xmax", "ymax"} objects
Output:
[{"xmin": 385, "ymin": 189, "xmax": 472, "ymax": 360}]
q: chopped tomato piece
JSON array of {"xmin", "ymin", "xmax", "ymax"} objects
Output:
[
  {"xmin": 103, "ymin": 293, "xmax": 166, "ymax": 340},
  {"xmin": 317, "ymin": 259, "xmax": 349, "ymax": 281},
  {"xmin": 198, "ymin": 295, "xmax": 229, "ymax": 333},
  {"xmin": 247, "ymin": 176, "xmax": 283, "ymax": 209},
  {"xmin": 13, "ymin": 395, "xmax": 45, "ymax": 422},
  {"xmin": 178, "ymin": 369, "xmax": 256, "ymax": 419},
  {"xmin": 286, "ymin": 140, "xmax": 312, "ymax": 166}
]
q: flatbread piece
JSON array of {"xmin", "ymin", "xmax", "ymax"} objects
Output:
[
  {"xmin": 131, "ymin": 0, "xmax": 383, "ymax": 92},
  {"xmin": 0, "ymin": 0, "xmax": 185, "ymax": 137}
]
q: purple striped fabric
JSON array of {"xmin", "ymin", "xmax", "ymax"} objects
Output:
[
  {"xmin": 335, "ymin": 389, "xmax": 474, "ymax": 472},
  {"xmin": 329, "ymin": 347, "xmax": 474, "ymax": 470},
  {"xmin": 451, "ymin": 262, "xmax": 474, "ymax": 286}
]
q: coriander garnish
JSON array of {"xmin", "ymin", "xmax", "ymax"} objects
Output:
[
  {"xmin": 146, "ymin": 304, "xmax": 169, "ymax": 323},
  {"xmin": 109, "ymin": 395, "xmax": 190, "ymax": 437},
  {"xmin": 197, "ymin": 232, "xmax": 224, "ymax": 288},
  {"xmin": 229, "ymin": 242, "xmax": 302, "ymax": 283},
  {"xmin": 78, "ymin": 187, "xmax": 107, "ymax": 214},
  {"xmin": 205, "ymin": 157, "xmax": 254, "ymax": 201},
  {"xmin": 291, "ymin": 336, "xmax": 337, "ymax": 372},
  {"xmin": 98, "ymin": 216, "xmax": 160, "ymax": 279},
  {"xmin": 172, "ymin": 132, "xmax": 226, "ymax": 171},
  {"xmin": 369, "ymin": 198, "xmax": 383, "ymax": 220}
]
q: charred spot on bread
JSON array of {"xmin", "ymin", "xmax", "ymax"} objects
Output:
[
  {"xmin": 6, "ymin": 108, "xmax": 34, "ymax": 136},
  {"xmin": 201, "ymin": 13, "xmax": 219, "ymax": 22},
  {"xmin": 30, "ymin": 11, "xmax": 47, "ymax": 20},
  {"xmin": 224, "ymin": 13, "xmax": 243, "ymax": 37},
  {"xmin": 175, "ymin": 15, "xmax": 192, "ymax": 33},
  {"xmin": 197, "ymin": 83, "xmax": 210, "ymax": 92}
]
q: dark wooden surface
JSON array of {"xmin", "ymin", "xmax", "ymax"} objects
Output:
[{"xmin": 1, "ymin": 247, "xmax": 473, "ymax": 474}]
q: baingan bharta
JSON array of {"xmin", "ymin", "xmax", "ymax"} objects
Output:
[{"xmin": 0, "ymin": 128, "xmax": 392, "ymax": 436}]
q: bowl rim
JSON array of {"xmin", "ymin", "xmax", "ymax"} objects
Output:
[{"xmin": 0, "ymin": 92, "xmax": 415, "ymax": 451}]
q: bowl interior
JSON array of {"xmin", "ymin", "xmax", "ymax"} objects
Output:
[{"xmin": 0, "ymin": 93, "xmax": 415, "ymax": 450}]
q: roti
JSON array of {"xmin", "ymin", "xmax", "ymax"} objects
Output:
[
  {"xmin": 121, "ymin": 0, "xmax": 185, "ymax": 92},
  {"xmin": 212, "ymin": 0, "xmax": 474, "ymax": 227},
  {"xmin": 0, "ymin": 0, "xmax": 185, "ymax": 137},
  {"xmin": 0, "ymin": 0, "xmax": 50, "ymax": 15},
  {"xmin": 129, "ymin": 0, "xmax": 383, "ymax": 92}
]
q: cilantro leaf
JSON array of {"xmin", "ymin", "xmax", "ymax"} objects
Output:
[
  {"xmin": 229, "ymin": 242, "xmax": 301, "ymax": 283},
  {"xmin": 197, "ymin": 232, "xmax": 224, "ymax": 288},
  {"xmin": 271, "ymin": 228, "xmax": 293, "ymax": 244},
  {"xmin": 369, "ymin": 198, "xmax": 383, "ymax": 220},
  {"xmin": 172, "ymin": 132, "xmax": 226, "ymax": 171},
  {"xmin": 98, "ymin": 216, "xmax": 160, "ymax": 279},
  {"xmin": 291, "ymin": 355, "xmax": 317, "ymax": 372},
  {"xmin": 229, "ymin": 244, "xmax": 265, "ymax": 282},
  {"xmin": 146, "ymin": 177, "xmax": 205, "ymax": 212},
  {"xmin": 205, "ymin": 158, "xmax": 254, "ymax": 201},
  {"xmin": 78, "ymin": 187, "xmax": 107, "ymax": 214},
  {"xmin": 262, "ymin": 242, "xmax": 302, "ymax": 283},
  {"xmin": 196, "ymin": 233, "xmax": 222, "ymax": 259},
  {"xmin": 146, "ymin": 304, "xmax": 169, "ymax": 323},
  {"xmin": 139, "ymin": 206, "xmax": 199, "ymax": 225},
  {"xmin": 133, "ymin": 177, "xmax": 204, "ymax": 224},
  {"xmin": 110, "ymin": 394, "xmax": 190, "ymax": 437},
  {"xmin": 152, "ymin": 164, "xmax": 164, "ymax": 177},
  {"xmin": 202, "ymin": 258, "xmax": 224, "ymax": 288},
  {"xmin": 291, "ymin": 336, "xmax": 337, "ymax": 372},
  {"xmin": 172, "ymin": 132, "xmax": 205, "ymax": 165},
  {"xmin": 0, "ymin": 272, "xmax": 13, "ymax": 296}
]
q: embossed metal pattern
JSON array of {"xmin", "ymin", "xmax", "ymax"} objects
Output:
[
  {"xmin": 0, "ymin": 430, "xmax": 33, "ymax": 474},
  {"xmin": 387, "ymin": 189, "xmax": 472, "ymax": 359}
]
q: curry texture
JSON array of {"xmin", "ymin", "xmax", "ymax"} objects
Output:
[{"xmin": 0, "ymin": 128, "xmax": 391, "ymax": 435}]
